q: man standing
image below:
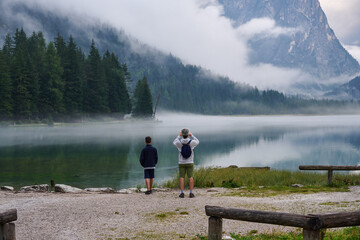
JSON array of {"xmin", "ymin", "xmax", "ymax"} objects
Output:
[
  {"xmin": 140, "ymin": 136, "xmax": 158, "ymax": 195},
  {"xmin": 173, "ymin": 128, "xmax": 200, "ymax": 198}
]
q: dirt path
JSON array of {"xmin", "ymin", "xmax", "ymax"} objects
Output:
[{"xmin": 1, "ymin": 187, "xmax": 360, "ymax": 240}]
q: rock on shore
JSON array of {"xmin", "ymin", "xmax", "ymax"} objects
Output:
[
  {"xmin": 0, "ymin": 186, "xmax": 14, "ymax": 191},
  {"xmin": 55, "ymin": 184, "xmax": 83, "ymax": 193},
  {"xmin": 20, "ymin": 184, "xmax": 49, "ymax": 192}
]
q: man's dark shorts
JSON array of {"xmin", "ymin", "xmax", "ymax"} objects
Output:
[{"xmin": 144, "ymin": 169, "xmax": 155, "ymax": 179}]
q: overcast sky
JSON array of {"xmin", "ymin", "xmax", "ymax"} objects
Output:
[
  {"xmin": 9, "ymin": 0, "xmax": 360, "ymax": 93},
  {"xmin": 319, "ymin": 0, "xmax": 360, "ymax": 63}
]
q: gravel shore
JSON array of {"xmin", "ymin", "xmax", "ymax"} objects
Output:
[{"xmin": 1, "ymin": 187, "xmax": 360, "ymax": 240}]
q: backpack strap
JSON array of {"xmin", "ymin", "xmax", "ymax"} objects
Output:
[{"xmin": 182, "ymin": 139, "xmax": 192, "ymax": 146}]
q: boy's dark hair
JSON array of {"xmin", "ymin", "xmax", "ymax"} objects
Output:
[{"xmin": 145, "ymin": 136, "xmax": 152, "ymax": 144}]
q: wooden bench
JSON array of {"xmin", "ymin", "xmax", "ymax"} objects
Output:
[
  {"xmin": 205, "ymin": 205, "xmax": 360, "ymax": 240},
  {"xmin": 0, "ymin": 209, "xmax": 17, "ymax": 240},
  {"xmin": 299, "ymin": 165, "xmax": 360, "ymax": 185}
]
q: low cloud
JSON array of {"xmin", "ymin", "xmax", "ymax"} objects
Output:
[{"xmin": 237, "ymin": 18, "xmax": 298, "ymax": 39}]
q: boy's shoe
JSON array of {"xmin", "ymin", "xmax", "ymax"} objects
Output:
[
  {"xmin": 189, "ymin": 192, "xmax": 195, "ymax": 198},
  {"xmin": 145, "ymin": 190, "xmax": 151, "ymax": 195},
  {"xmin": 179, "ymin": 192, "xmax": 185, "ymax": 198}
]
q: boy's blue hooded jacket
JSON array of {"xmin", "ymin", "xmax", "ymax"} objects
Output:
[{"xmin": 140, "ymin": 145, "xmax": 158, "ymax": 169}]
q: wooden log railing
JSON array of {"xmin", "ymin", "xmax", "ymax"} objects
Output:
[
  {"xmin": 0, "ymin": 209, "xmax": 17, "ymax": 240},
  {"xmin": 205, "ymin": 206, "xmax": 360, "ymax": 240},
  {"xmin": 299, "ymin": 165, "xmax": 360, "ymax": 185}
]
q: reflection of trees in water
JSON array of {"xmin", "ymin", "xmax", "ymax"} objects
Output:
[{"xmin": 0, "ymin": 143, "xmax": 131, "ymax": 189}]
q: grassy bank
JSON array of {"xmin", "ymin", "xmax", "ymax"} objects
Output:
[
  {"xmin": 164, "ymin": 167, "xmax": 360, "ymax": 194},
  {"xmin": 195, "ymin": 226, "xmax": 360, "ymax": 240}
]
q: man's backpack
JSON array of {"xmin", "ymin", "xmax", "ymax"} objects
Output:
[{"xmin": 181, "ymin": 140, "xmax": 192, "ymax": 159}]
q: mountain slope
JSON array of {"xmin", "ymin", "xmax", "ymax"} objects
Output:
[
  {"xmin": 325, "ymin": 76, "xmax": 360, "ymax": 100},
  {"xmin": 218, "ymin": 0, "xmax": 360, "ymax": 78},
  {"xmin": 0, "ymin": 1, "xmax": 250, "ymax": 114}
]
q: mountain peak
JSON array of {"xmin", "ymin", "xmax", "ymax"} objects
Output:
[{"xmin": 218, "ymin": 0, "xmax": 360, "ymax": 78}]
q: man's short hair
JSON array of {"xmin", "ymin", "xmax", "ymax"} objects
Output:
[
  {"xmin": 145, "ymin": 136, "xmax": 152, "ymax": 144},
  {"xmin": 181, "ymin": 128, "xmax": 189, "ymax": 138}
]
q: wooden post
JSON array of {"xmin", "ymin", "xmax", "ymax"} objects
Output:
[
  {"xmin": 0, "ymin": 223, "xmax": 16, "ymax": 240},
  {"xmin": 50, "ymin": 180, "xmax": 55, "ymax": 189},
  {"xmin": 208, "ymin": 216, "xmax": 222, "ymax": 240},
  {"xmin": 327, "ymin": 170, "xmax": 333, "ymax": 186},
  {"xmin": 303, "ymin": 229, "xmax": 321, "ymax": 240}
]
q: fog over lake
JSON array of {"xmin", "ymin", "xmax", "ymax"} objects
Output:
[{"xmin": 1, "ymin": 113, "xmax": 360, "ymax": 189}]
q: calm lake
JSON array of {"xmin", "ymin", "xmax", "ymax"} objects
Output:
[{"xmin": 1, "ymin": 113, "xmax": 360, "ymax": 190}]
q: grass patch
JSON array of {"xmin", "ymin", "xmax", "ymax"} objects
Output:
[
  {"xmin": 164, "ymin": 167, "xmax": 359, "ymax": 191},
  {"xmin": 223, "ymin": 186, "xmax": 348, "ymax": 197},
  {"xmin": 155, "ymin": 211, "xmax": 177, "ymax": 219},
  {"xmin": 194, "ymin": 227, "xmax": 360, "ymax": 240}
]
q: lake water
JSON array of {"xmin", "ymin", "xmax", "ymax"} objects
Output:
[{"xmin": 1, "ymin": 113, "xmax": 360, "ymax": 190}]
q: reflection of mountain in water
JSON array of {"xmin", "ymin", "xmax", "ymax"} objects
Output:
[
  {"xmin": 268, "ymin": 128, "xmax": 360, "ymax": 170},
  {"xmin": 195, "ymin": 128, "xmax": 286, "ymax": 164}
]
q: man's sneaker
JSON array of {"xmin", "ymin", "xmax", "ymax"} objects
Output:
[
  {"xmin": 179, "ymin": 192, "xmax": 184, "ymax": 198},
  {"xmin": 145, "ymin": 190, "xmax": 151, "ymax": 195},
  {"xmin": 189, "ymin": 192, "xmax": 195, "ymax": 198}
]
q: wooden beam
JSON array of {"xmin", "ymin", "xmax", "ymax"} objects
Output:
[
  {"xmin": 238, "ymin": 167, "xmax": 270, "ymax": 170},
  {"xmin": 318, "ymin": 211, "xmax": 360, "ymax": 229},
  {"xmin": 205, "ymin": 206, "xmax": 320, "ymax": 230},
  {"xmin": 299, "ymin": 165, "xmax": 360, "ymax": 170},
  {"xmin": 0, "ymin": 209, "xmax": 17, "ymax": 225}
]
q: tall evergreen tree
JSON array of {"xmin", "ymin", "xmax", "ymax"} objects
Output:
[
  {"xmin": 54, "ymin": 33, "xmax": 67, "ymax": 67},
  {"xmin": 11, "ymin": 28, "xmax": 33, "ymax": 120},
  {"xmin": 103, "ymin": 51, "xmax": 131, "ymax": 114},
  {"xmin": 63, "ymin": 36, "xmax": 83, "ymax": 115},
  {"xmin": 84, "ymin": 40, "xmax": 109, "ymax": 114},
  {"xmin": 2, "ymin": 34, "xmax": 13, "ymax": 65},
  {"xmin": 38, "ymin": 42, "xmax": 64, "ymax": 119},
  {"xmin": 133, "ymin": 76, "xmax": 153, "ymax": 117},
  {"xmin": 28, "ymin": 32, "xmax": 46, "ymax": 118},
  {"xmin": 0, "ymin": 50, "xmax": 13, "ymax": 120}
]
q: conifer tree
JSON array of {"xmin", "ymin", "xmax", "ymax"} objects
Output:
[
  {"xmin": 54, "ymin": 33, "xmax": 67, "ymax": 67},
  {"xmin": 28, "ymin": 32, "xmax": 46, "ymax": 118},
  {"xmin": 38, "ymin": 42, "xmax": 64, "ymax": 119},
  {"xmin": 103, "ymin": 51, "xmax": 131, "ymax": 114},
  {"xmin": 2, "ymin": 34, "xmax": 13, "ymax": 65},
  {"xmin": 11, "ymin": 28, "xmax": 33, "ymax": 120},
  {"xmin": 0, "ymin": 51, "xmax": 13, "ymax": 120},
  {"xmin": 84, "ymin": 40, "xmax": 109, "ymax": 114},
  {"xmin": 63, "ymin": 36, "xmax": 83, "ymax": 115},
  {"xmin": 133, "ymin": 76, "xmax": 153, "ymax": 118}
]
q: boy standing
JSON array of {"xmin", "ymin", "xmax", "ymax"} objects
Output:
[
  {"xmin": 140, "ymin": 136, "xmax": 158, "ymax": 195},
  {"xmin": 173, "ymin": 128, "xmax": 199, "ymax": 198}
]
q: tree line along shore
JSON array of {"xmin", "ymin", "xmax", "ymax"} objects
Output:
[{"xmin": 0, "ymin": 29, "xmax": 154, "ymax": 124}]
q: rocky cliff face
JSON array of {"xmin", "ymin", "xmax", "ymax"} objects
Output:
[{"xmin": 218, "ymin": 0, "xmax": 360, "ymax": 78}]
